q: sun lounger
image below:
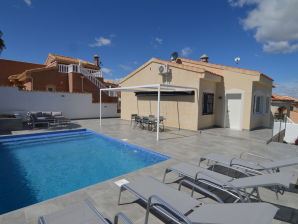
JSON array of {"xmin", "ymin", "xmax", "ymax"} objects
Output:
[
  {"xmin": 163, "ymin": 162, "xmax": 294, "ymax": 202},
  {"xmin": 119, "ymin": 176, "xmax": 278, "ymax": 224},
  {"xmin": 39, "ymin": 200, "xmax": 132, "ymax": 224},
  {"xmin": 199, "ymin": 152, "xmax": 298, "ymax": 174}
]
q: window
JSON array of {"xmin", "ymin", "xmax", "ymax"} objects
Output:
[
  {"xmin": 253, "ymin": 95, "xmax": 263, "ymax": 114},
  {"xmin": 46, "ymin": 85, "xmax": 56, "ymax": 92},
  {"xmin": 202, "ymin": 93, "xmax": 214, "ymax": 115}
]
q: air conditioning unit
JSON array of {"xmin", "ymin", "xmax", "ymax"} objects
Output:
[{"xmin": 158, "ymin": 64, "xmax": 170, "ymax": 74}]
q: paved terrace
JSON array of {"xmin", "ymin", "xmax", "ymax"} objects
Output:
[{"xmin": 0, "ymin": 118, "xmax": 297, "ymax": 224}]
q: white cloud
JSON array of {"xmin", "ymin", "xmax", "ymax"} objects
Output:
[
  {"xmin": 24, "ymin": 0, "xmax": 32, "ymax": 6},
  {"xmin": 273, "ymin": 80, "xmax": 298, "ymax": 98},
  {"xmin": 90, "ymin": 37, "xmax": 111, "ymax": 47},
  {"xmin": 229, "ymin": 0, "xmax": 298, "ymax": 54},
  {"xmin": 228, "ymin": 0, "xmax": 259, "ymax": 7},
  {"xmin": 101, "ymin": 67, "xmax": 113, "ymax": 76},
  {"xmin": 133, "ymin": 61, "xmax": 138, "ymax": 65},
  {"xmin": 119, "ymin": 64, "xmax": 132, "ymax": 71},
  {"xmin": 263, "ymin": 41, "xmax": 298, "ymax": 54},
  {"xmin": 154, "ymin": 37, "xmax": 163, "ymax": 44},
  {"xmin": 181, "ymin": 47, "xmax": 193, "ymax": 57}
]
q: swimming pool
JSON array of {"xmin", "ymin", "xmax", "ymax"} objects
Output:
[{"xmin": 0, "ymin": 129, "xmax": 169, "ymax": 215}]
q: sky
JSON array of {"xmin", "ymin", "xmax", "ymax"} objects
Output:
[{"xmin": 0, "ymin": 0, "xmax": 298, "ymax": 97}]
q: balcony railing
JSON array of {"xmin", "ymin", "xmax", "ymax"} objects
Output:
[{"xmin": 58, "ymin": 64, "xmax": 102, "ymax": 77}]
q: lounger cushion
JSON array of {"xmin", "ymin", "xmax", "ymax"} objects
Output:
[
  {"xmin": 201, "ymin": 153, "xmax": 298, "ymax": 171},
  {"xmin": 169, "ymin": 162, "xmax": 294, "ymax": 190},
  {"xmin": 42, "ymin": 112, "xmax": 52, "ymax": 117},
  {"xmin": 201, "ymin": 153, "xmax": 261, "ymax": 170},
  {"xmin": 39, "ymin": 200, "xmax": 107, "ymax": 224},
  {"xmin": 168, "ymin": 162, "xmax": 232, "ymax": 185},
  {"xmin": 262, "ymin": 157, "xmax": 298, "ymax": 170},
  {"xmin": 52, "ymin": 112, "xmax": 62, "ymax": 116},
  {"xmin": 187, "ymin": 203, "xmax": 278, "ymax": 224},
  {"xmin": 229, "ymin": 172, "xmax": 294, "ymax": 189},
  {"xmin": 124, "ymin": 176, "xmax": 200, "ymax": 215}
]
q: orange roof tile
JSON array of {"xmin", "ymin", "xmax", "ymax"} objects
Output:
[
  {"xmin": 272, "ymin": 94, "xmax": 298, "ymax": 102},
  {"xmin": 45, "ymin": 54, "xmax": 98, "ymax": 69}
]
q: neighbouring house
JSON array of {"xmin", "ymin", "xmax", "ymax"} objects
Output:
[
  {"xmin": 0, "ymin": 54, "xmax": 118, "ymax": 104},
  {"xmin": 0, "ymin": 59, "xmax": 45, "ymax": 86},
  {"xmin": 120, "ymin": 55, "xmax": 273, "ymax": 131},
  {"xmin": 271, "ymin": 94, "xmax": 298, "ymax": 123}
]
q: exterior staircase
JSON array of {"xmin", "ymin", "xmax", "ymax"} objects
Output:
[
  {"xmin": 58, "ymin": 64, "xmax": 106, "ymax": 89},
  {"xmin": 78, "ymin": 66, "xmax": 106, "ymax": 89}
]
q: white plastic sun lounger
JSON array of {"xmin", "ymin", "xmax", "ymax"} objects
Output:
[
  {"xmin": 164, "ymin": 162, "xmax": 294, "ymax": 202},
  {"xmin": 199, "ymin": 152, "xmax": 298, "ymax": 174},
  {"xmin": 39, "ymin": 200, "xmax": 132, "ymax": 224},
  {"xmin": 119, "ymin": 176, "xmax": 278, "ymax": 224}
]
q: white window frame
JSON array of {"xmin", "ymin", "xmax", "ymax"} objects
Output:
[
  {"xmin": 253, "ymin": 95, "xmax": 263, "ymax": 114},
  {"xmin": 253, "ymin": 91, "xmax": 270, "ymax": 115}
]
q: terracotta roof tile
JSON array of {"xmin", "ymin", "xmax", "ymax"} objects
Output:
[
  {"xmin": 8, "ymin": 66, "xmax": 57, "ymax": 81},
  {"xmin": 46, "ymin": 54, "xmax": 98, "ymax": 69},
  {"xmin": 272, "ymin": 94, "xmax": 298, "ymax": 102}
]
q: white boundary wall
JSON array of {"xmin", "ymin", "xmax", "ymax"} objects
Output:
[
  {"xmin": 273, "ymin": 121, "xmax": 298, "ymax": 144},
  {"xmin": 0, "ymin": 87, "xmax": 119, "ymax": 119}
]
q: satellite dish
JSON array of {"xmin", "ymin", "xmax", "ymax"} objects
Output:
[
  {"xmin": 234, "ymin": 57, "xmax": 240, "ymax": 64},
  {"xmin": 170, "ymin": 52, "xmax": 179, "ymax": 62}
]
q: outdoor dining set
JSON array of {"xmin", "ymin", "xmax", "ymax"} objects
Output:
[{"xmin": 131, "ymin": 114, "xmax": 165, "ymax": 131}]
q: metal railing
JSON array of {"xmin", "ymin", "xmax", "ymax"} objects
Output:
[
  {"xmin": 58, "ymin": 64, "xmax": 106, "ymax": 89},
  {"xmin": 58, "ymin": 64, "xmax": 102, "ymax": 77}
]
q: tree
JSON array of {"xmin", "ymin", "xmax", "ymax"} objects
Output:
[{"xmin": 0, "ymin": 30, "xmax": 6, "ymax": 55}]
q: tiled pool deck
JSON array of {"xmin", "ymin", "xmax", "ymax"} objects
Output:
[{"xmin": 0, "ymin": 118, "xmax": 297, "ymax": 224}]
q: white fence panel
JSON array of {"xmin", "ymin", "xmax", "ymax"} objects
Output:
[
  {"xmin": 284, "ymin": 123, "xmax": 298, "ymax": 144},
  {"xmin": 0, "ymin": 87, "xmax": 119, "ymax": 119}
]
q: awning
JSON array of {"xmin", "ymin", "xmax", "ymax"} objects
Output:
[{"xmin": 135, "ymin": 90, "xmax": 195, "ymax": 96}]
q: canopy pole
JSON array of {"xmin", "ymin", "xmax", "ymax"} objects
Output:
[
  {"xmin": 157, "ymin": 85, "xmax": 160, "ymax": 141},
  {"xmin": 99, "ymin": 89, "xmax": 102, "ymax": 126}
]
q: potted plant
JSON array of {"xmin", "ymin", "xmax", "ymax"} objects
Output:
[{"xmin": 16, "ymin": 84, "xmax": 26, "ymax": 90}]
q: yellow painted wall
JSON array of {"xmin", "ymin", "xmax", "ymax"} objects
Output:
[
  {"xmin": 121, "ymin": 61, "xmax": 204, "ymax": 130},
  {"xmin": 250, "ymin": 82, "xmax": 272, "ymax": 129},
  {"xmin": 121, "ymin": 59, "xmax": 273, "ymax": 131},
  {"xmin": 180, "ymin": 61, "xmax": 273, "ymax": 130}
]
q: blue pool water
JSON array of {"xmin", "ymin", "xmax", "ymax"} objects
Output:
[{"xmin": 0, "ymin": 129, "xmax": 169, "ymax": 215}]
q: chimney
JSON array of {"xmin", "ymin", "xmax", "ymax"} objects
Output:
[
  {"xmin": 200, "ymin": 54, "xmax": 209, "ymax": 62},
  {"xmin": 94, "ymin": 55, "xmax": 99, "ymax": 67}
]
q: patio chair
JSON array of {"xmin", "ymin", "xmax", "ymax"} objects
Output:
[
  {"xmin": 39, "ymin": 200, "xmax": 132, "ymax": 224},
  {"xmin": 134, "ymin": 115, "xmax": 144, "ymax": 129},
  {"xmin": 199, "ymin": 152, "xmax": 298, "ymax": 175},
  {"xmin": 118, "ymin": 176, "xmax": 278, "ymax": 224},
  {"xmin": 130, "ymin": 114, "xmax": 137, "ymax": 125},
  {"xmin": 163, "ymin": 162, "xmax": 294, "ymax": 202},
  {"xmin": 142, "ymin": 116, "xmax": 154, "ymax": 130},
  {"xmin": 148, "ymin": 114, "xmax": 155, "ymax": 119},
  {"xmin": 152, "ymin": 116, "xmax": 165, "ymax": 132}
]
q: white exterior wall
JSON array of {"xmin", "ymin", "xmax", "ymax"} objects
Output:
[
  {"xmin": 284, "ymin": 123, "xmax": 298, "ymax": 144},
  {"xmin": 0, "ymin": 87, "xmax": 119, "ymax": 119},
  {"xmin": 273, "ymin": 121, "xmax": 298, "ymax": 144}
]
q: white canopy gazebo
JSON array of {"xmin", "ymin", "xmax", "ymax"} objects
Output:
[{"xmin": 99, "ymin": 84, "xmax": 197, "ymax": 141}]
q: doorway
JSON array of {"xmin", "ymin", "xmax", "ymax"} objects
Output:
[{"xmin": 225, "ymin": 93, "xmax": 243, "ymax": 130}]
